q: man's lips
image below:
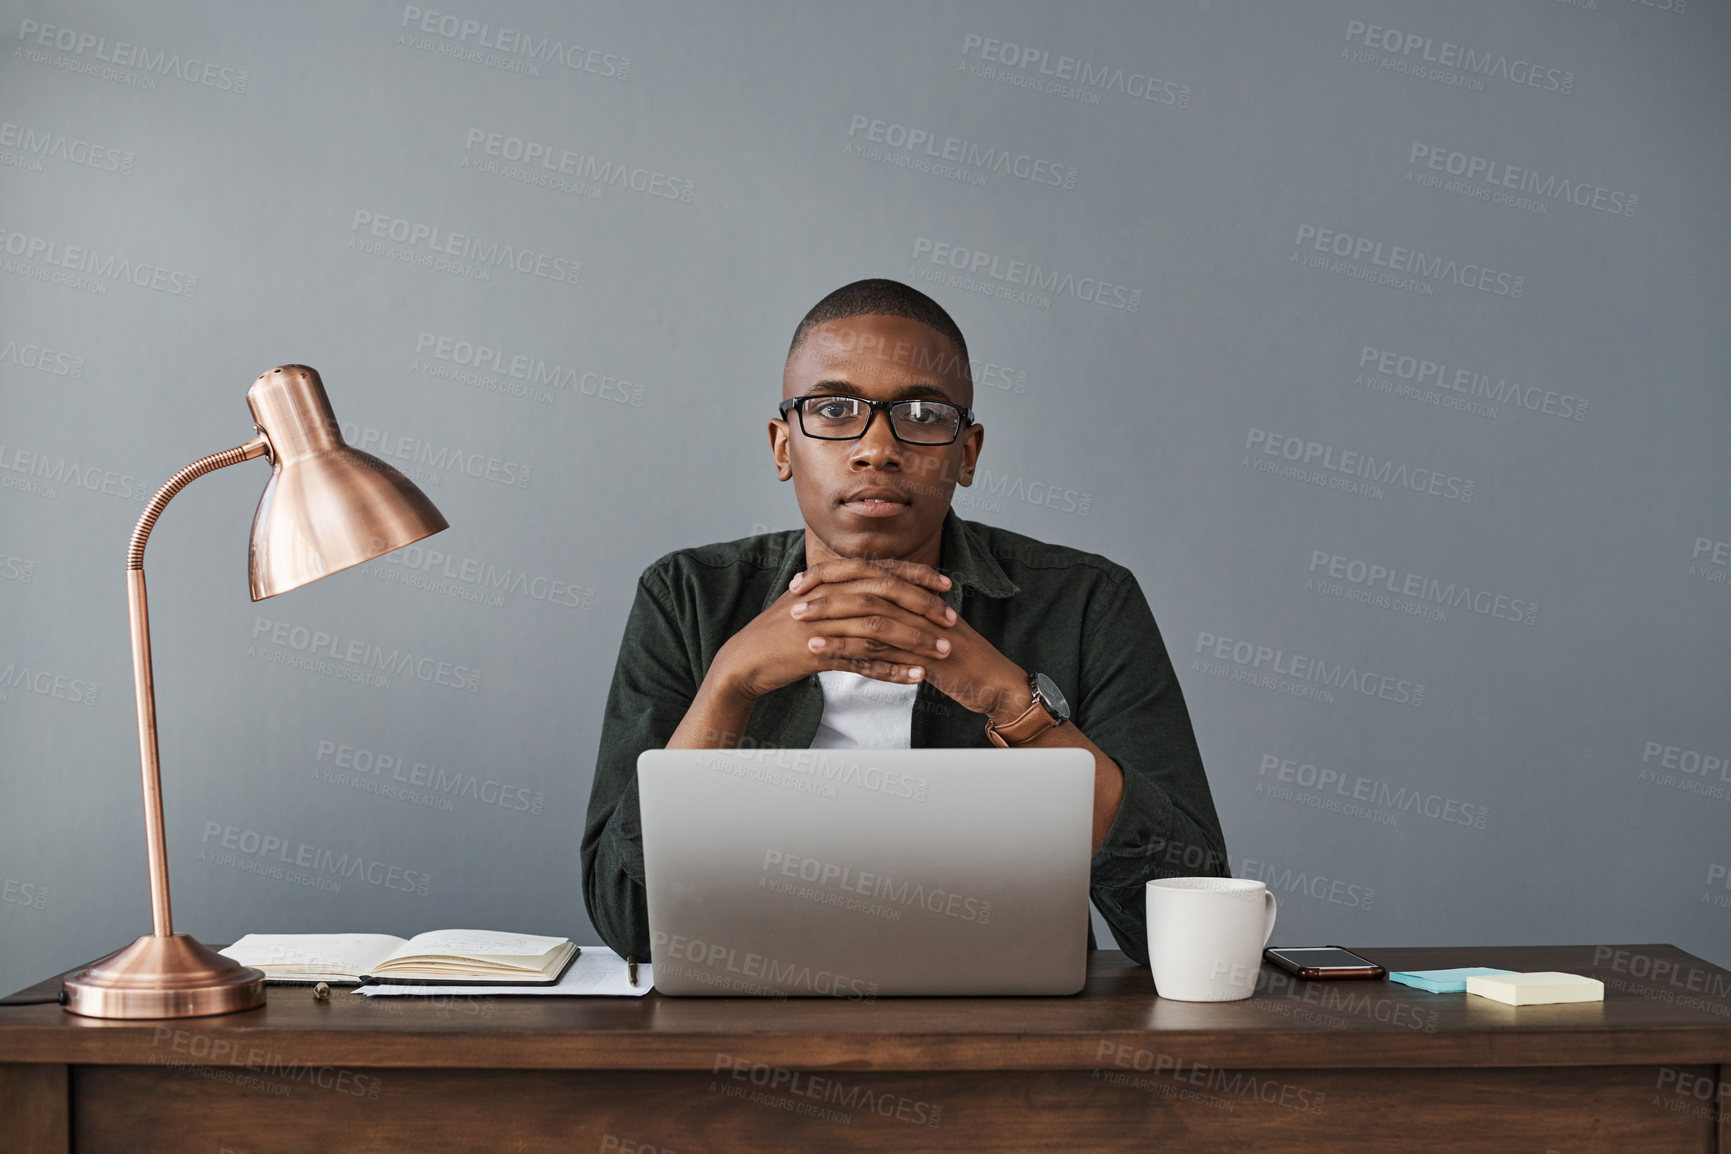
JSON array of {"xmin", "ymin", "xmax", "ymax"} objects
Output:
[{"xmin": 839, "ymin": 487, "xmax": 911, "ymax": 518}]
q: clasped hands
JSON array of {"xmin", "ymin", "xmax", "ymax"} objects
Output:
[{"xmin": 712, "ymin": 557, "xmax": 1029, "ymax": 725}]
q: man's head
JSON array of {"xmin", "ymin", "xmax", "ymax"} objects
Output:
[{"xmin": 772, "ymin": 280, "xmax": 983, "ymax": 565}]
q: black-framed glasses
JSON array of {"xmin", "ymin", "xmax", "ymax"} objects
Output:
[{"xmin": 778, "ymin": 394, "xmax": 975, "ymax": 446}]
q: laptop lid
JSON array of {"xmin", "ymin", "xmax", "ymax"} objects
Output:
[{"xmin": 639, "ymin": 746, "xmax": 1094, "ymax": 997}]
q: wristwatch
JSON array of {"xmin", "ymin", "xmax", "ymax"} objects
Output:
[{"xmin": 984, "ymin": 671, "xmax": 1070, "ymax": 748}]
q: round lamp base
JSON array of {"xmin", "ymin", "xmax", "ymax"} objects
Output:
[{"xmin": 63, "ymin": 933, "xmax": 266, "ymax": 1019}]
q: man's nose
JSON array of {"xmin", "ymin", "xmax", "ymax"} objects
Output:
[{"xmin": 849, "ymin": 411, "xmax": 903, "ymax": 469}]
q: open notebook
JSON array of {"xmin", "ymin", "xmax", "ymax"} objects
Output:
[{"xmin": 219, "ymin": 930, "xmax": 577, "ymax": 986}]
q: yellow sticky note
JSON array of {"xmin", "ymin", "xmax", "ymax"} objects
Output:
[{"xmin": 1464, "ymin": 972, "xmax": 1604, "ymax": 1006}]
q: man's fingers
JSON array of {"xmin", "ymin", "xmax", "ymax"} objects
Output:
[
  {"xmin": 855, "ymin": 576, "xmax": 956, "ymax": 625},
  {"xmin": 807, "ymin": 640, "xmax": 926, "ymax": 682},
  {"xmin": 791, "ymin": 588, "xmax": 955, "ymax": 628},
  {"xmin": 790, "ymin": 557, "xmax": 951, "ymax": 595},
  {"xmin": 808, "ymin": 617, "xmax": 950, "ymax": 659}
]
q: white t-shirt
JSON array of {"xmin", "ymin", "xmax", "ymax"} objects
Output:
[{"xmin": 809, "ymin": 670, "xmax": 919, "ymax": 749}]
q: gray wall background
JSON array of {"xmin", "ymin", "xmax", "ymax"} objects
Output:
[{"xmin": 2, "ymin": 0, "xmax": 1727, "ymax": 995}]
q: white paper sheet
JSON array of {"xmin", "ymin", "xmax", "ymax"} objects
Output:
[{"xmin": 354, "ymin": 945, "xmax": 651, "ymax": 997}]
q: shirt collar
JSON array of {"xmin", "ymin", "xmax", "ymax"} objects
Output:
[{"xmin": 762, "ymin": 508, "xmax": 1020, "ymax": 612}]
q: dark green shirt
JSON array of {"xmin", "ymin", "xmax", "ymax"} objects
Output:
[{"xmin": 581, "ymin": 509, "xmax": 1229, "ymax": 967}]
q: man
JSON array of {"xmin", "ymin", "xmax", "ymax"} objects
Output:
[{"xmin": 582, "ymin": 279, "xmax": 1227, "ymax": 967}]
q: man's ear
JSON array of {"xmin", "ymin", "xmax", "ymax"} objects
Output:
[
  {"xmin": 769, "ymin": 418, "xmax": 792, "ymax": 481},
  {"xmin": 956, "ymin": 422, "xmax": 984, "ymax": 486}
]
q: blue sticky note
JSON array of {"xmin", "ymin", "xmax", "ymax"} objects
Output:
[{"xmin": 1388, "ymin": 967, "xmax": 1518, "ymax": 994}]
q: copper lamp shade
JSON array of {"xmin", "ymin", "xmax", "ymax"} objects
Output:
[
  {"xmin": 248, "ymin": 366, "xmax": 447, "ymax": 599},
  {"xmin": 62, "ymin": 366, "xmax": 448, "ymax": 1018}
]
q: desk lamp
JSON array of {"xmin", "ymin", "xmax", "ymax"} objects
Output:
[{"xmin": 62, "ymin": 366, "xmax": 449, "ymax": 1018}]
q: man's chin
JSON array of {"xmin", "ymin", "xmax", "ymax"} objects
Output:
[{"xmin": 818, "ymin": 518, "xmax": 927, "ymax": 562}]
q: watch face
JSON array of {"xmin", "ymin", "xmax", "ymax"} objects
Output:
[{"xmin": 1033, "ymin": 672, "xmax": 1070, "ymax": 719}]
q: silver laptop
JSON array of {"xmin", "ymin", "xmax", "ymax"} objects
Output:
[{"xmin": 639, "ymin": 746, "xmax": 1094, "ymax": 997}]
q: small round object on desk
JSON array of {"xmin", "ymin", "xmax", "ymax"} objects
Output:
[{"xmin": 313, "ymin": 982, "xmax": 331, "ymax": 1001}]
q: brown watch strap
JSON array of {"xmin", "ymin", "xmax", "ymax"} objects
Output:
[{"xmin": 985, "ymin": 689, "xmax": 1060, "ymax": 748}]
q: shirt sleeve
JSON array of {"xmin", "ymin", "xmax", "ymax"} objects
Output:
[
  {"xmin": 1075, "ymin": 570, "xmax": 1229, "ymax": 967},
  {"xmin": 580, "ymin": 565, "xmax": 698, "ymax": 961}
]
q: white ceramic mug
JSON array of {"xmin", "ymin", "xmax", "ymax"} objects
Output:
[{"xmin": 1145, "ymin": 877, "xmax": 1278, "ymax": 1001}]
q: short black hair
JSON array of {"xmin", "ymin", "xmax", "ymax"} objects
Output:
[{"xmin": 788, "ymin": 279, "xmax": 971, "ymax": 378}]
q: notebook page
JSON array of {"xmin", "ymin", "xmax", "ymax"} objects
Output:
[
  {"xmin": 387, "ymin": 929, "xmax": 570, "ymax": 965},
  {"xmin": 221, "ymin": 934, "xmax": 406, "ymax": 973}
]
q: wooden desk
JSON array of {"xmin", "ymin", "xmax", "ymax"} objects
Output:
[{"xmin": 2, "ymin": 943, "xmax": 1728, "ymax": 1153}]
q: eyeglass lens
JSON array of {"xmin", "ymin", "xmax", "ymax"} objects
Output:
[{"xmin": 799, "ymin": 397, "xmax": 961, "ymax": 444}]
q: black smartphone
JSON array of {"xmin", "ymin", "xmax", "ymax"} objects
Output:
[{"xmin": 1263, "ymin": 946, "xmax": 1387, "ymax": 980}]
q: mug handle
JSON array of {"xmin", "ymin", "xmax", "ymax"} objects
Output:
[{"xmin": 1260, "ymin": 891, "xmax": 1278, "ymax": 946}]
